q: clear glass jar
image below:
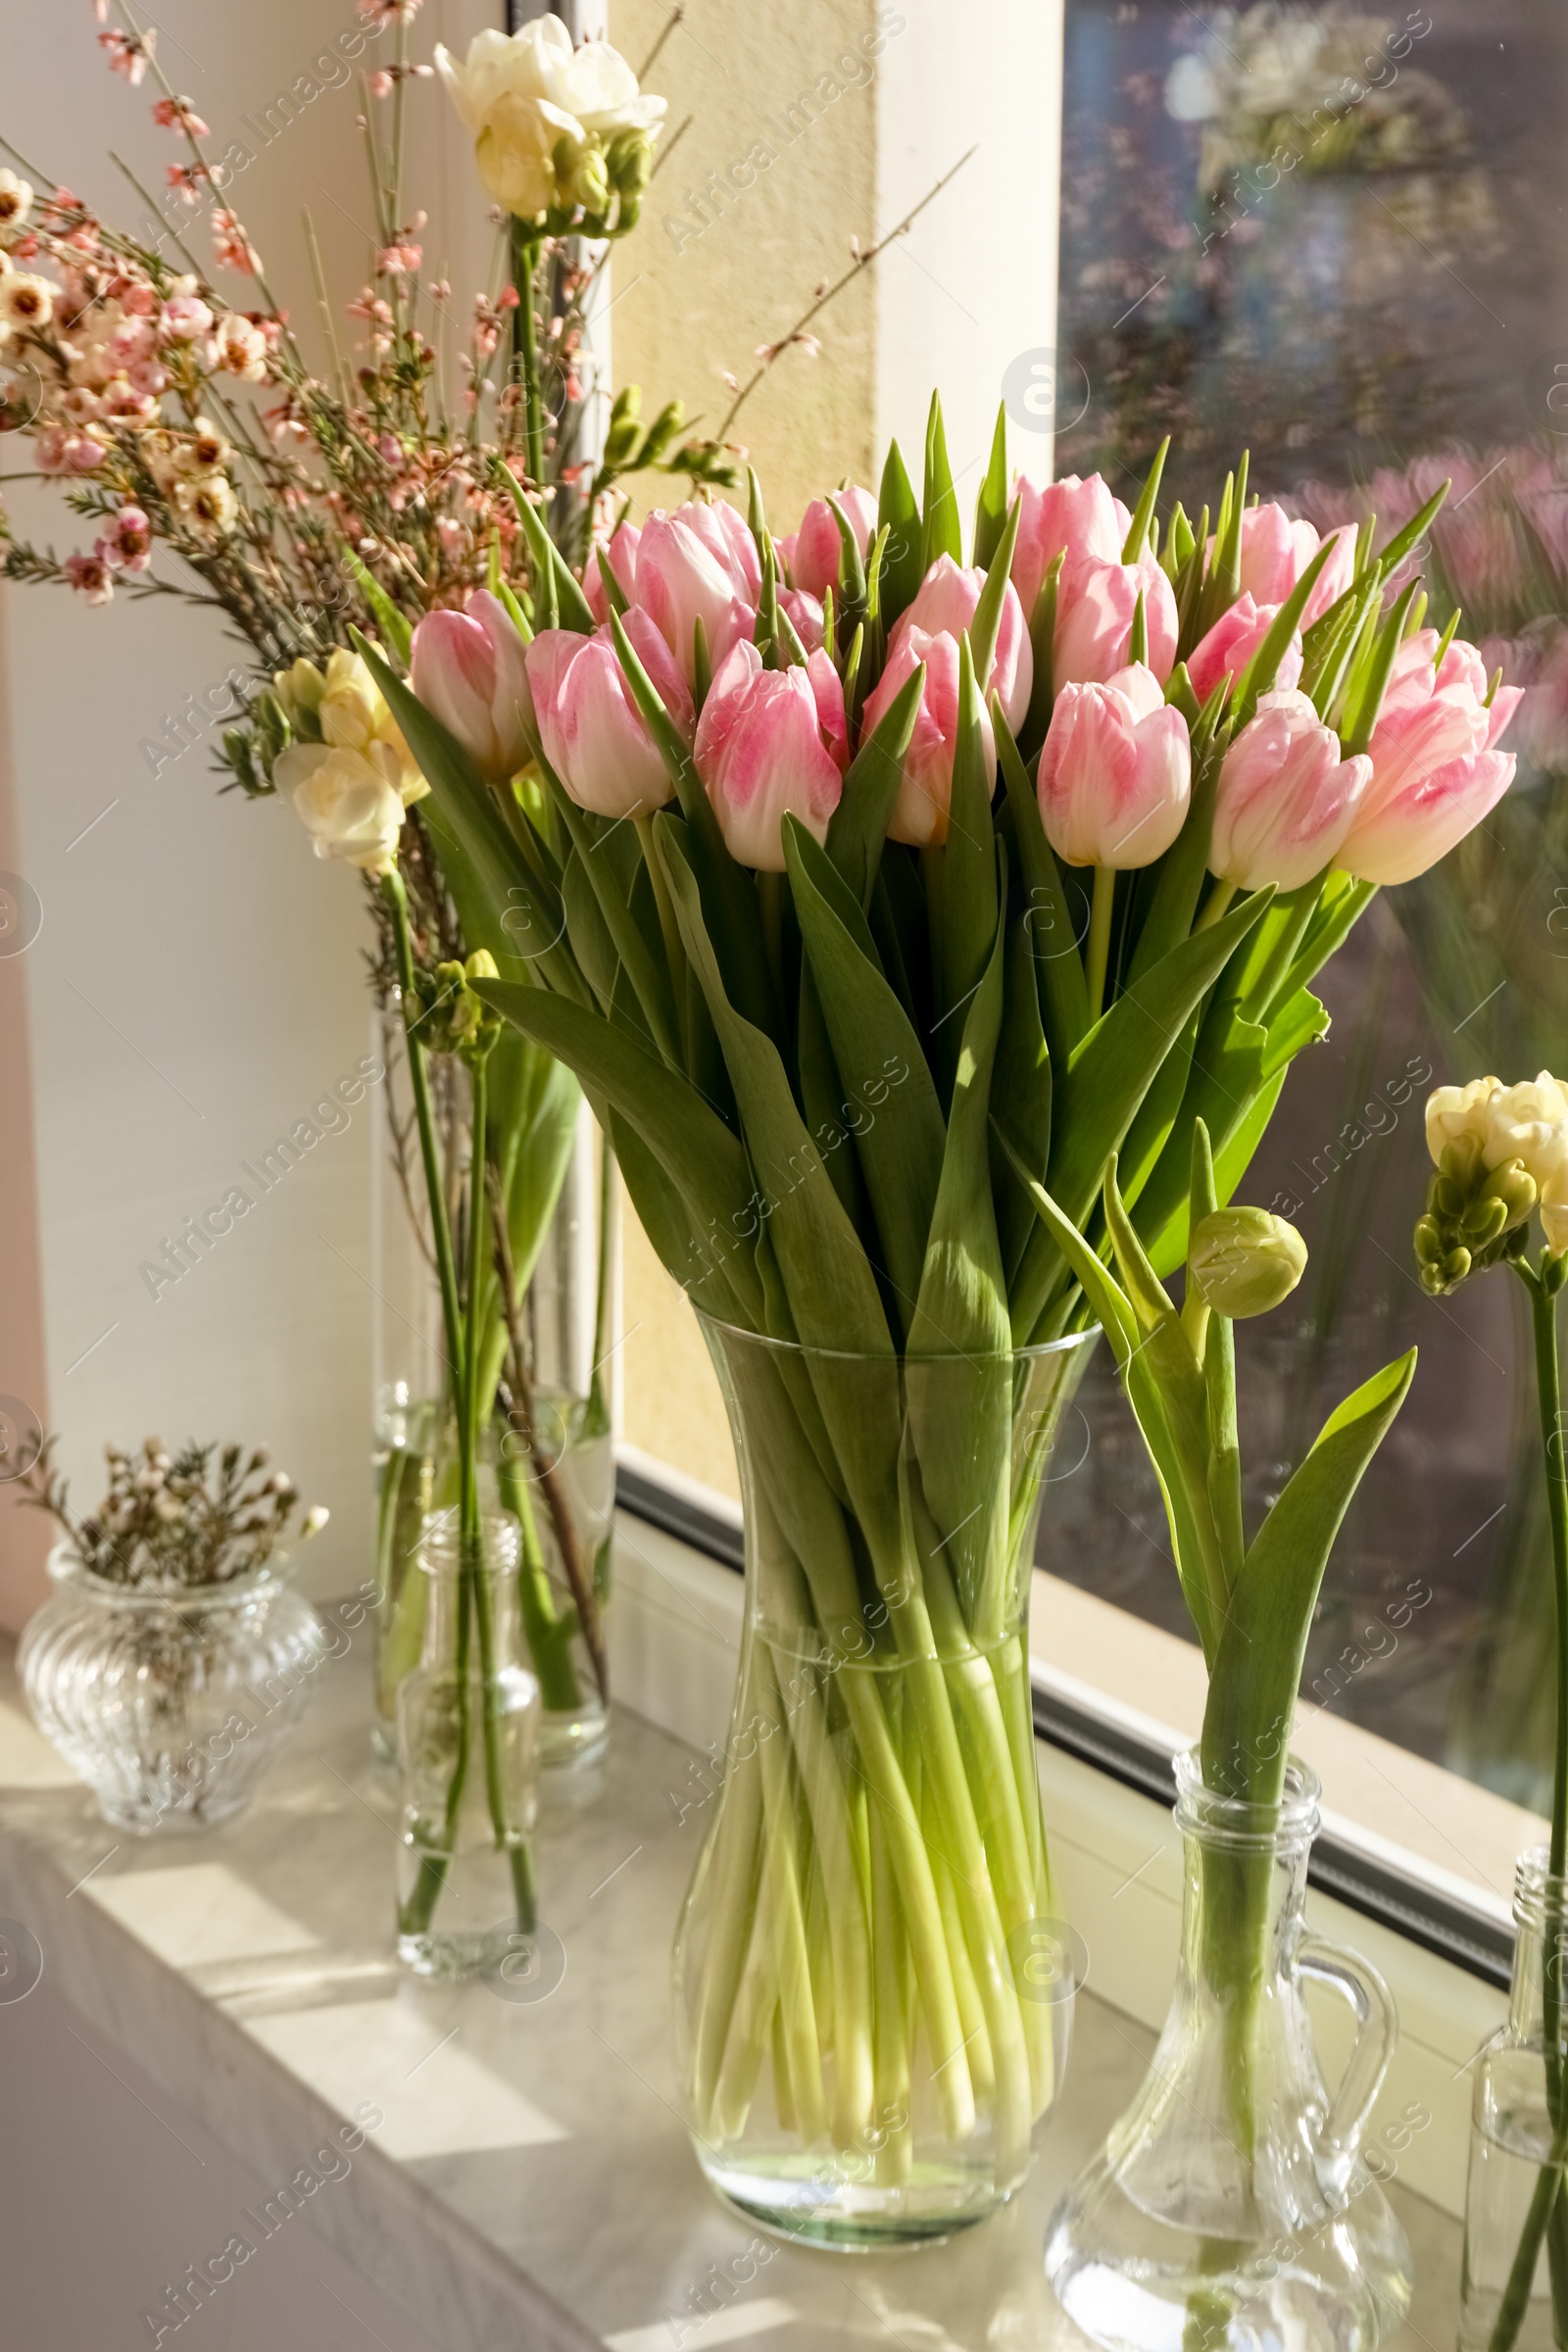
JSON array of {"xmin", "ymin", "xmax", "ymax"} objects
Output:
[
  {"xmin": 19, "ymin": 1545, "xmax": 326, "ymax": 1833},
  {"xmin": 672, "ymin": 1313, "xmax": 1095, "ymax": 2248},
  {"xmin": 1045, "ymin": 1750, "xmax": 1412, "ymax": 2347},
  {"xmin": 396, "ymin": 1513, "xmax": 541, "ymax": 1979},
  {"xmin": 1459, "ymin": 1847, "xmax": 1568, "ymax": 2351}
]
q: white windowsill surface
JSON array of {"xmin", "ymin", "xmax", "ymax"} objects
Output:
[{"xmin": 0, "ymin": 1518, "xmax": 1471, "ymax": 2349}]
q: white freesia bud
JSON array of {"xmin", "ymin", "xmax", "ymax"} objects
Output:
[
  {"xmin": 303, "ymin": 1505, "xmax": 330, "ymax": 1538},
  {"xmin": 1187, "ymin": 1207, "xmax": 1307, "ymax": 1320}
]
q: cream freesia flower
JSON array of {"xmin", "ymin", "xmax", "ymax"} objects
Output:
[
  {"xmin": 1486, "ymin": 1073, "xmax": 1568, "ymax": 1255},
  {"xmin": 1424, "ymin": 1075, "xmax": 1500, "ymax": 1166},
  {"xmin": 433, "ymin": 18, "xmax": 662, "ymax": 220},
  {"xmin": 316, "ymin": 647, "xmax": 425, "ymax": 802},
  {"xmin": 275, "ymin": 742, "xmax": 408, "ymax": 875}
]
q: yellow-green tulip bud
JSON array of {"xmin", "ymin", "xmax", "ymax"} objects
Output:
[{"xmin": 1187, "ymin": 1207, "xmax": 1307, "ymax": 1320}]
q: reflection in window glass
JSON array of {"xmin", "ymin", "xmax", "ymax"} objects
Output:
[{"xmin": 1044, "ymin": 0, "xmax": 1568, "ymax": 1812}]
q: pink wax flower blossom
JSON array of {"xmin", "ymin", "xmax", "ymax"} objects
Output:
[
  {"xmin": 410, "ymin": 589, "xmax": 534, "ymax": 781},
  {"xmin": 96, "ymin": 506, "xmax": 152, "ymax": 574},
  {"xmin": 584, "ymin": 519, "xmax": 641, "ymax": 622},
  {"xmin": 214, "ymin": 313, "xmax": 268, "ymax": 379},
  {"xmin": 1038, "ymin": 662, "xmax": 1191, "ymax": 869},
  {"xmin": 379, "ymin": 241, "xmax": 423, "ymax": 276},
  {"xmin": 527, "ymin": 610, "xmax": 691, "ymax": 822},
  {"xmin": 1187, "ymin": 593, "xmax": 1302, "ymax": 706},
  {"xmin": 1011, "ymin": 473, "xmax": 1131, "ymax": 616},
  {"xmin": 212, "ymin": 212, "xmax": 263, "ymax": 275},
  {"xmin": 634, "ymin": 502, "xmax": 760, "ymax": 684},
  {"xmin": 889, "ymin": 555, "xmax": 1032, "ymax": 732},
  {"xmin": 1237, "ymin": 507, "xmax": 1355, "ymax": 626},
  {"xmin": 694, "ymin": 639, "xmax": 846, "ymax": 871},
  {"xmin": 859, "ymin": 627, "xmax": 995, "ymax": 851},
  {"xmin": 65, "ymin": 551, "xmax": 114, "ymax": 606},
  {"xmin": 778, "ymin": 587, "xmax": 824, "ymax": 655},
  {"xmin": 98, "ymin": 26, "xmax": 155, "ymax": 82},
  {"xmin": 1054, "ymin": 555, "xmax": 1178, "ymax": 689},
  {"xmin": 152, "ymin": 96, "xmax": 211, "ymax": 138},
  {"xmin": 161, "ymin": 291, "xmax": 213, "ymax": 343},
  {"xmin": 1337, "ymin": 629, "xmax": 1521, "ymax": 886},
  {"xmin": 1212, "ymin": 691, "xmax": 1371, "ymax": 891},
  {"xmin": 781, "ymin": 485, "xmax": 878, "ymax": 601},
  {"xmin": 34, "ymin": 423, "xmax": 104, "ymax": 476}
]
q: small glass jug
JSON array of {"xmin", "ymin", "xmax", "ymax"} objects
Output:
[
  {"xmin": 1046, "ymin": 1750, "xmax": 1412, "ymax": 2348},
  {"xmin": 1458, "ymin": 1847, "xmax": 1568, "ymax": 2351},
  {"xmin": 396, "ymin": 1513, "xmax": 540, "ymax": 1979}
]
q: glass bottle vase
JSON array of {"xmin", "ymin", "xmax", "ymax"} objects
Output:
[
  {"xmin": 1459, "ymin": 1847, "xmax": 1568, "ymax": 2351},
  {"xmin": 395, "ymin": 1513, "xmax": 541, "ymax": 1979},
  {"xmin": 370, "ymin": 1041, "xmax": 615, "ymax": 1774},
  {"xmin": 1045, "ymin": 1750, "xmax": 1413, "ymax": 2348},
  {"xmin": 671, "ymin": 1313, "xmax": 1095, "ymax": 2249}
]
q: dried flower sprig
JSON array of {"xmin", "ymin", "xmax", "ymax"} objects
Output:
[{"xmin": 20, "ymin": 1434, "xmax": 327, "ymax": 1589}]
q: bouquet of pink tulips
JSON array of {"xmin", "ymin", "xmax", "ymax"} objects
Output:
[{"xmin": 354, "ymin": 402, "xmax": 1515, "ymax": 2185}]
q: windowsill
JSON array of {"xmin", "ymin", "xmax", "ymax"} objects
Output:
[
  {"xmin": 1029, "ymin": 1571, "xmax": 1534, "ymax": 1934},
  {"xmin": 0, "ymin": 1523, "xmax": 1466, "ymax": 2347}
]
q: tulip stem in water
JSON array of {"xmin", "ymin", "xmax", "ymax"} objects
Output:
[{"xmin": 1085, "ymin": 865, "xmax": 1116, "ymax": 1023}]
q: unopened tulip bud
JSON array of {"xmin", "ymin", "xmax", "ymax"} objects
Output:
[{"xmin": 1187, "ymin": 1206, "xmax": 1307, "ymax": 1319}]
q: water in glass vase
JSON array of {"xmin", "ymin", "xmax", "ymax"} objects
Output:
[{"xmin": 396, "ymin": 1514, "xmax": 540, "ymax": 1979}]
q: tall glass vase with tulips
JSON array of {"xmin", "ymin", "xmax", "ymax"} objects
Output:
[
  {"xmin": 361, "ymin": 395, "xmax": 1514, "ymax": 2236},
  {"xmin": 1411, "ymin": 1074, "xmax": 1568, "ymax": 2352}
]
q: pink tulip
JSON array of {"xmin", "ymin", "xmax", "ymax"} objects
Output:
[
  {"xmin": 1187, "ymin": 593, "xmax": 1302, "ymax": 706},
  {"xmin": 859, "ymin": 627, "xmax": 993, "ymax": 850},
  {"xmin": 890, "ymin": 555, "xmax": 1032, "ymax": 731},
  {"xmin": 583, "ymin": 520, "xmax": 641, "ymax": 624},
  {"xmin": 1054, "ymin": 555, "xmax": 1178, "ymax": 689},
  {"xmin": 1237, "ymin": 507, "xmax": 1355, "ymax": 626},
  {"xmin": 778, "ymin": 586, "xmax": 825, "ymax": 655},
  {"xmin": 694, "ymin": 640, "xmax": 845, "ymax": 871},
  {"xmin": 410, "ymin": 589, "xmax": 533, "ymax": 781},
  {"xmin": 1212, "ymin": 691, "xmax": 1371, "ymax": 891},
  {"xmin": 784, "ymin": 485, "xmax": 878, "ymax": 600},
  {"xmin": 1012, "ymin": 473, "xmax": 1131, "ymax": 616},
  {"xmin": 526, "ymin": 610, "xmax": 692, "ymax": 822},
  {"xmin": 633, "ymin": 501, "xmax": 760, "ymax": 683},
  {"xmin": 1039, "ymin": 662, "xmax": 1191, "ymax": 869},
  {"xmin": 1337, "ymin": 630, "xmax": 1521, "ymax": 885}
]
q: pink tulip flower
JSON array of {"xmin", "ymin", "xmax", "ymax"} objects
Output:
[
  {"xmin": 583, "ymin": 520, "xmax": 641, "ymax": 624},
  {"xmin": 410, "ymin": 589, "xmax": 533, "ymax": 781},
  {"xmin": 694, "ymin": 640, "xmax": 846, "ymax": 871},
  {"xmin": 1237, "ymin": 506, "xmax": 1355, "ymax": 626},
  {"xmin": 1212, "ymin": 690, "xmax": 1371, "ymax": 891},
  {"xmin": 1187, "ymin": 593, "xmax": 1302, "ymax": 706},
  {"xmin": 778, "ymin": 586, "xmax": 825, "ymax": 655},
  {"xmin": 634, "ymin": 501, "xmax": 760, "ymax": 683},
  {"xmin": 526, "ymin": 610, "xmax": 692, "ymax": 822},
  {"xmin": 1012, "ymin": 473, "xmax": 1131, "ymax": 616},
  {"xmin": 859, "ymin": 627, "xmax": 993, "ymax": 850},
  {"xmin": 1038, "ymin": 662, "xmax": 1191, "ymax": 869},
  {"xmin": 1337, "ymin": 630, "xmax": 1521, "ymax": 885},
  {"xmin": 1054, "ymin": 555, "xmax": 1178, "ymax": 689},
  {"xmin": 889, "ymin": 555, "xmax": 1032, "ymax": 732},
  {"xmin": 783, "ymin": 485, "xmax": 878, "ymax": 601}
]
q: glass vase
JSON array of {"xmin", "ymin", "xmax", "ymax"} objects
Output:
[
  {"xmin": 395, "ymin": 1513, "xmax": 541, "ymax": 1979},
  {"xmin": 671, "ymin": 1314, "xmax": 1095, "ymax": 2249},
  {"xmin": 1045, "ymin": 1750, "xmax": 1412, "ymax": 2348},
  {"xmin": 370, "ymin": 1048, "xmax": 615, "ymax": 1773},
  {"xmin": 1459, "ymin": 1847, "xmax": 1568, "ymax": 2351},
  {"xmin": 20, "ymin": 1545, "xmax": 327, "ymax": 1833}
]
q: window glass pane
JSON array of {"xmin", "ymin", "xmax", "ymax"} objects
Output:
[{"xmin": 1048, "ymin": 0, "xmax": 1568, "ymax": 1819}]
